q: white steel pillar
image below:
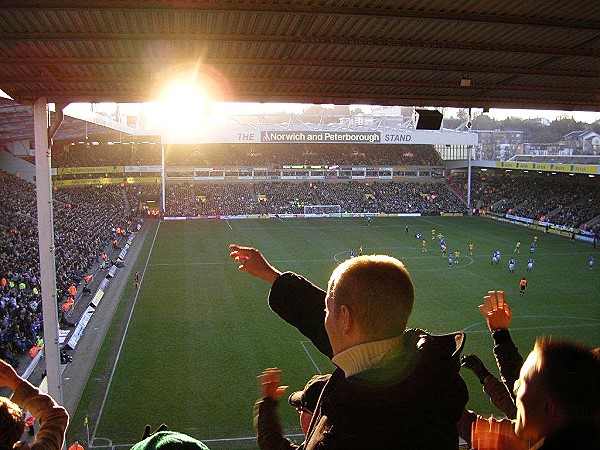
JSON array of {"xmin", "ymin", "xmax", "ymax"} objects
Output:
[
  {"xmin": 161, "ymin": 143, "xmax": 166, "ymax": 213},
  {"xmin": 33, "ymin": 97, "xmax": 63, "ymax": 402},
  {"xmin": 467, "ymin": 145, "xmax": 473, "ymax": 215}
]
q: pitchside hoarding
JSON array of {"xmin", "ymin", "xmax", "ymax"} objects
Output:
[{"xmin": 495, "ymin": 161, "xmax": 599, "ymax": 174}]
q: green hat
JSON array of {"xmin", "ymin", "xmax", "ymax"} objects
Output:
[{"xmin": 130, "ymin": 431, "xmax": 209, "ymax": 450}]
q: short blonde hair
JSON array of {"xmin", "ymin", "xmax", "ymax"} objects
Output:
[{"xmin": 327, "ymin": 255, "xmax": 414, "ymax": 340}]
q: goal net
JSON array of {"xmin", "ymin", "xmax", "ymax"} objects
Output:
[{"xmin": 303, "ymin": 204, "xmax": 342, "ymax": 218}]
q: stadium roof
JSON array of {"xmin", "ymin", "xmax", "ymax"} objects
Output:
[
  {"xmin": 0, "ymin": 0, "xmax": 599, "ymax": 112},
  {"xmin": 0, "ymin": 97, "xmax": 135, "ymax": 144}
]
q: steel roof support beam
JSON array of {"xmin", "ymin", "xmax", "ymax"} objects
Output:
[{"xmin": 33, "ymin": 97, "xmax": 63, "ymax": 404}]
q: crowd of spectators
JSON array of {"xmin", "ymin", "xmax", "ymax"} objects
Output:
[
  {"xmin": 0, "ymin": 170, "xmax": 130, "ymax": 368},
  {"xmin": 165, "ymin": 184, "xmax": 198, "ymax": 217},
  {"xmin": 50, "ymin": 143, "xmax": 443, "ymax": 168},
  {"xmin": 125, "ymin": 184, "xmax": 162, "ymax": 217},
  {"xmin": 454, "ymin": 172, "xmax": 600, "ymax": 233},
  {"xmin": 254, "ymin": 181, "xmax": 320, "ymax": 215},
  {"xmin": 549, "ymin": 191, "xmax": 600, "ymax": 230},
  {"xmin": 156, "ymin": 180, "xmax": 467, "ymax": 217},
  {"xmin": 51, "ymin": 141, "xmax": 162, "ymax": 167},
  {"xmin": 3, "ymin": 164, "xmax": 598, "ymax": 371},
  {"xmin": 166, "ymin": 143, "xmax": 443, "ymax": 167},
  {"xmin": 2, "ymin": 162, "xmax": 598, "ymax": 449}
]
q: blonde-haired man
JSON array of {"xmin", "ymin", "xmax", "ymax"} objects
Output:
[{"xmin": 230, "ymin": 244, "xmax": 467, "ymax": 449}]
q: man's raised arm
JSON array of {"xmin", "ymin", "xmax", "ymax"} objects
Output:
[
  {"xmin": 229, "ymin": 244, "xmax": 331, "ymax": 357},
  {"xmin": 229, "ymin": 244, "xmax": 281, "ymax": 284},
  {"xmin": 478, "ymin": 290, "xmax": 523, "ymax": 395}
]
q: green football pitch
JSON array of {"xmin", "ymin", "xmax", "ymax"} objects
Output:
[{"xmin": 70, "ymin": 216, "xmax": 600, "ymax": 449}]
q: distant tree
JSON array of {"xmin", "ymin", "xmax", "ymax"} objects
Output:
[
  {"xmin": 456, "ymin": 108, "xmax": 470, "ymax": 122},
  {"xmin": 302, "ymin": 105, "xmax": 336, "ymax": 123},
  {"xmin": 500, "ymin": 116, "xmax": 527, "ymax": 131},
  {"xmin": 471, "ymin": 114, "xmax": 498, "ymax": 130},
  {"xmin": 333, "ymin": 105, "xmax": 351, "ymax": 116},
  {"xmin": 551, "ymin": 116, "xmax": 582, "ymax": 138},
  {"xmin": 303, "ymin": 104, "xmax": 330, "ymax": 116}
]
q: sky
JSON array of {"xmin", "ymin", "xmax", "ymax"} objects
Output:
[
  {"xmin": 483, "ymin": 108, "xmax": 600, "ymax": 123},
  {"xmin": 82, "ymin": 102, "xmax": 600, "ymax": 123},
  {"xmin": 2, "ymin": 87, "xmax": 598, "ymax": 124}
]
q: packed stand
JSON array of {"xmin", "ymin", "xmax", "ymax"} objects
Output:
[
  {"xmin": 159, "ymin": 180, "xmax": 467, "ymax": 217},
  {"xmin": 547, "ymin": 186, "xmax": 600, "ymax": 232},
  {"xmin": 461, "ymin": 172, "xmax": 600, "ymax": 231},
  {"xmin": 51, "ymin": 141, "xmax": 162, "ymax": 168},
  {"xmin": 253, "ymin": 181, "xmax": 320, "ymax": 215},
  {"xmin": 166, "ymin": 143, "xmax": 442, "ymax": 167},
  {"xmin": 0, "ymin": 170, "xmax": 130, "ymax": 368},
  {"xmin": 198, "ymin": 183, "xmax": 262, "ymax": 216},
  {"xmin": 51, "ymin": 142, "xmax": 442, "ymax": 169},
  {"xmin": 166, "ymin": 183, "xmax": 199, "ymax": 217},
  {"xmin": 370, "ymin": 181, "xmax": 467, "ymax": 215},
  {"xmin": 125, "ymin": 184, "xmax": 162, "ymax": 217}
]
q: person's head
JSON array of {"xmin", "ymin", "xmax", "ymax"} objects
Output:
[
  {"xmin": 325, "ymin": 255, "xmax": 414, "ymax": 355},
  {"xmin": 130, "ymin": 431, "xmax": 209, "ymax": 450},
  {"xmin": 514, "ymin": 338, "xmax": 600, "ymax": 443},
  {"xmin": 0, "ymin": 396, "xmax": 25, "ymax": 450},
  {"xmin": 288, "ymin": 374, "xmax": 330, "ymax": 435}
]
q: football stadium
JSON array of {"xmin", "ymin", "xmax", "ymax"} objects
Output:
[{"xmin": 1, "ymin": 3, "xmax": 599, "ymax": 450}]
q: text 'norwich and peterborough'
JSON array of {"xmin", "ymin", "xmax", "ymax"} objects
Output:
[{"xmin": 262, "ymin": 131, "xmax": 380, "ymax": 143}]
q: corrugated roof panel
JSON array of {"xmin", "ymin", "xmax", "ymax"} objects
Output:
[{"xmin": 0, "ymin": 1, "xmax": 598, "ymax": 108}]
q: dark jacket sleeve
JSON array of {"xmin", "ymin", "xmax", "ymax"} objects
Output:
[
  {"xmin": 253, "ymin": 396, "xmax": 299, "ymax": 450},
  {"xmin": 491, "ymin": 329, "xmax": 523, "ymax": 399},
  {"xmin": 482, "ymin": 374, "xmax": 517, "ymax": 419},
  {"xmin": 456, "ymin": 408, "xmax": 477, "ymax": 447},
  {"xmin": 268, "ymin": 272, "xmax": 333, "ymax": 358}
]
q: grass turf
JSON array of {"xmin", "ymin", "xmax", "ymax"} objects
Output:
[{"xmin": 74, "ymin": 216, "xmax": 600, "ymax": 449}]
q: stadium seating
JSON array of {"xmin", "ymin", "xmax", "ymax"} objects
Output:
[
  {"xmin": 156, "ymin": 180, "xmax": 467, "ymax": 217},
  {"xmin": 51, "ymin": 142, "xmax": 443, "ymax": 168},
  {"xmin": 0, "ymin": 171, "xmax": 131, "ymax": 367}
]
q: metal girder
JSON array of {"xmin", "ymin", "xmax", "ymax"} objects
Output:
[
  {"xmin": 0, "ymin": 34, "xmax": 598, "ymax": 58},
  {"xmin": 2, "ymin": 1, "xmax": 599, "ymax": 30},
  {"xmin": 1, "ymin": 74, "xmax": 596, "ymax": 96},
  {"xmin": 0, "ymin": 58, "xmax": 598, "ymax": 79}
]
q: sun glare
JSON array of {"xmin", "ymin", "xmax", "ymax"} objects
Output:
[{"xmin": 160, "ymin": 81, "xmax": 211, "ymax": 131}]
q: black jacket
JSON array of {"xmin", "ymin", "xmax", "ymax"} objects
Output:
[
  {"xmin": 269, "ymin": 272, "xmax": 468, "ymax": 449},
  {"xmin": 491, "ymin": 328, "xmax": 523, "ymax": 399},
  {"xmin": 535, "ymin": 422, "xmax": 600, "ymax": 449}
]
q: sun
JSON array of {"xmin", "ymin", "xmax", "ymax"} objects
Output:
[{"xmin": 159, "ymin": 79, "xmax": 211, "ymax": 134}]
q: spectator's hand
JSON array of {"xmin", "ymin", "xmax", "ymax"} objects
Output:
[
  {"xmin": 229, "ymin": 244, "xmax": 281, "ymax": 284},
  {"xmin": 0, "ymin": 358, "xmax": 23, "ymax": 391},
  {"xmin": 258, "ymin": 368, "xmax": 288, "ymax": 400},
  {"xmin": 471, "ymin": 416, "xmax": 527, "ymax": 450},
  {"xmin": 479, "ymin": 291, "xmax": 512, "ymax": 332}
]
